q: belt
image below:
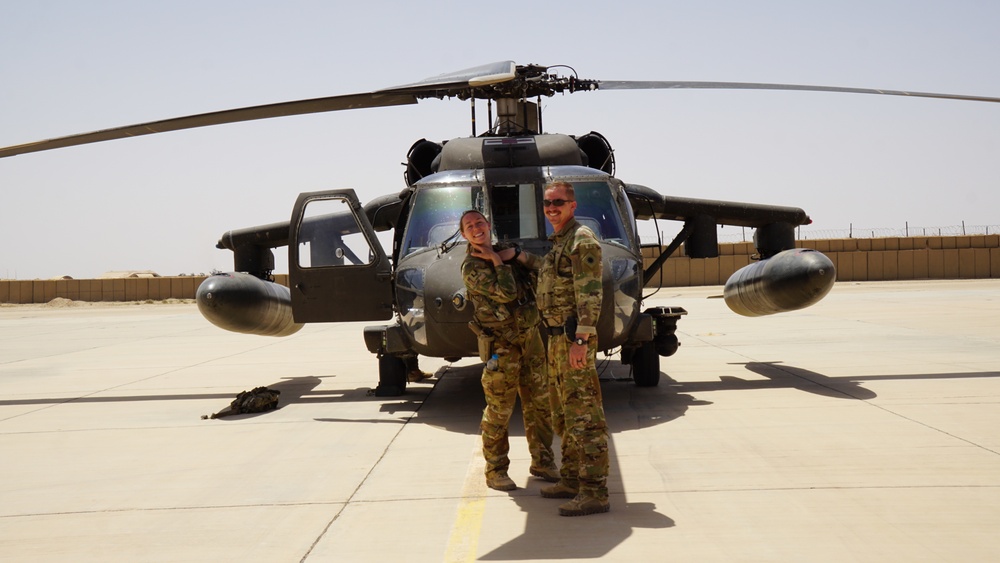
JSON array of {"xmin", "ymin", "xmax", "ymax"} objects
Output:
[
  {"xmin": 478, "ymin": 318, "xmax": 515, "ymax": 331},
  {"xmin": 542, "ymin": 325, "xmax": 566, "ymax": 336}
]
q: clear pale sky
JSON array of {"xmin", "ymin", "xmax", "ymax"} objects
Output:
[{"xmin": 2, "ymin": 1, "xmax": 998, "ymax": 280}]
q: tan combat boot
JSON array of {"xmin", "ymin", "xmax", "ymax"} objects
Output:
[
  {"xmin": 529, "ymin": 464, "xmax": 560, "ymax": 482},
  {"xmin": 540, "ymin": 482, "xmax": 578, "ymax": 499},
  {"xmin": 558, "ymin": 494, "xmax": 610, "ymax": 516},
  {"xmin": 486, "ymin": 473, "xmax": 516, "ymax": 491}
]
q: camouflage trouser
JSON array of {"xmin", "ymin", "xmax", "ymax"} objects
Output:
[
  {"xmin": 547, "ymin": 335, "xmax": 609, "ymax": 501},
  {"xmin": 481, "ymin": 325, "xmax": 555, "ymax": 479}
]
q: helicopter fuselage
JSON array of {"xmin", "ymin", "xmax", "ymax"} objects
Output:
[{"xmin": 197, "ymin": 131, "xmax": 829, "ymax": 395}]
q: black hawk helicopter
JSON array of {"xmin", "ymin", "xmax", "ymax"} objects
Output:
[{"xmin": 4, "ymin": 61, "xmax": 998, "ymax": 396}]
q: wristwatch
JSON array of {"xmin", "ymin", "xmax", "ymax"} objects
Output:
[
  {"xmin": 504, "ymin": 244, "xmax": 522, "ymax": 263},
  {"xmin": 573, "ymin": 337, "xmax": 588, "ymax": 346}
]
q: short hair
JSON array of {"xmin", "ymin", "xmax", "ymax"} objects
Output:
[
  {"xmin": 544, "ymin": 181, "xmax": 575, "ymax": 199},
  {"xmin": 459, "ymin": 209, "xmax": 486, "ymax": 234}
]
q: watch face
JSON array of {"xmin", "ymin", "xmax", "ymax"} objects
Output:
[{"xmin": 574, "ymin": 338, "xmax": 587, "ymax": 346}]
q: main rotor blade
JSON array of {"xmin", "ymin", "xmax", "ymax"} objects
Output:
[
  {"xmin": 6, "ymin": 60, "xmax": 998, "ymax": 160},
  {"xmin": 379, "ymin": 60, "xmax": 517, "ymax": 93},
  {"xmin": 0, "ymin": 61, "xmax": 521, "ymax": 159},
  {"xmin": 0, "ymin": 91, "xmax": 417, "ymax": 158},
  {"xmin": 597, "ymin": 80, "xmax": 1000, "ymax": 104}
]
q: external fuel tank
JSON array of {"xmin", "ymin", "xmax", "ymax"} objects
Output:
[{"xmin": 723, "ymin": 248, "xmax": 836, "ymax": 317}]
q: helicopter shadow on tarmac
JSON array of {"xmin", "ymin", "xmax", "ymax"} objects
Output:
[
  {"xmin": 218, "ymin": 356, "xmax": 876, "ymax": 424},
  {"xmin": 384, "ymin": 360, "xmax": 714, "ymax": 437}
]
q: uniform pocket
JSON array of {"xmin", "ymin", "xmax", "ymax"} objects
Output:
[{"xmin": 477, "ymin": 332, "xmax": 494, "ymax": 362}]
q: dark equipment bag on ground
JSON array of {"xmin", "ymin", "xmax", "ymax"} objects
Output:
[{"xmin": 231, "ymin": 386, "xmax": 280, "ymax": 414}]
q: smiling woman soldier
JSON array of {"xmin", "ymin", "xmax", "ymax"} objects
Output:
[{"xmin": 459, "ymin": 209, "xmax": 558, "ymax": 492}]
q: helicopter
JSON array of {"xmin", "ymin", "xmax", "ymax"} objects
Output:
[{"xmin": 3, "ymin": 61, "xmax": 998, "ymax": 396}]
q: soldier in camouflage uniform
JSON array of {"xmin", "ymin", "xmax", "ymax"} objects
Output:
[
  {"xmin": 459, "ymin": 210, "xmax": 558, "ymax": 492},
  {"xmin": 534, "ymin": 181, "xmax": 610, "ymax": 516}
]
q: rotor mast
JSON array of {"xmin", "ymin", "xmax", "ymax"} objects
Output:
[{"xmin": 492, "ymin": 98, "xmax": 539, "ymax": 135}]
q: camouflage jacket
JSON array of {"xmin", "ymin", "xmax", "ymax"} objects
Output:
[
  {"xmin": 536, "ymin": 217, "xmax": 603, "ymax": 336},
  {"xmin": 461, "ymin": 245, "xmax": 540, "ymax": 332}
]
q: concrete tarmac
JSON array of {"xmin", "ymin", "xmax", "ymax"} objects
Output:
[{"xmin": 1, "ymin": 280, "xmax": 999, "ymax": 562}]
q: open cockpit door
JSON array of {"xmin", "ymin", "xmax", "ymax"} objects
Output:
[{"xmin": 289, "ymin": 189, "xmax": 394, "ymax": 322}]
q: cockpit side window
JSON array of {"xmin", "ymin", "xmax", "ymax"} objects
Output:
[
  {"xmin": 545, "ymin": 181, "xmax": 628, "ymax": 245},
  {"xmin": 401, "ymin": 186, "xmax": 482, "ymax": 256}
]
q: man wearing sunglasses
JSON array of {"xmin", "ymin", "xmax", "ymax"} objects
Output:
[{"xmin": 535, "ymin": 181, "xmax": 611, "ymax": 517}]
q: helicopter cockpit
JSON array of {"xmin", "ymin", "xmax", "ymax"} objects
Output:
[
  {"xmin": 385, "ymin": 168, "xmax": 644, "ymax": 362},
  {"xmin": 399, "ymin": 168, "xmax": 633, "ymax": 258}
]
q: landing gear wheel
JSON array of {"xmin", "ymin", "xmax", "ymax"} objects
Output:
[
  {"xmin": 631, "ymin": 340, "xmax": 660, "ymax": 387},
  {"xmin": 375, "ymin": 355, "xmax": 407, "ymax": 396}
]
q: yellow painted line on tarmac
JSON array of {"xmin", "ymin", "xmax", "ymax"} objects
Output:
[{"xmin": 443, "ymin": 436, "xmax": 487, "ymax": 563}]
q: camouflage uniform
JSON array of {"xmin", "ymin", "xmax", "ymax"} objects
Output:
[
  {"xmin": 536, "ymin": 217, "xmax": 610, "ymax": 502},
  {"xmin": 462, "ymin": 247, "xmax": 556, "ymax": 483}
]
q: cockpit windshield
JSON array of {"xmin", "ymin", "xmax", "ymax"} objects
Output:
[{"xmin": 400, "ymin": 180, "xmax": 629, "ymax": 257}]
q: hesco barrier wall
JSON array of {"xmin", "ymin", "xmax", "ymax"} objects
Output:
[
  {"xmin": 0, "ymin": 274, "xmax": 290, "ymax": 305},
  {"xmin": 642, "ymin": 234, "xmax": 1000, "ymax": 288},
  {"xmin": 2, "ymin": 236, "xmax": 999, "ymax": 304}
]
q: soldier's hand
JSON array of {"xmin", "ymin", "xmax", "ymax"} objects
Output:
[
  {"xmin": 471, "ymin": 243, "xmax": 503, "ymax": 266},
  {"xmin": 569, "ymin": 342, "xmax": 587, "ymax": 368}
]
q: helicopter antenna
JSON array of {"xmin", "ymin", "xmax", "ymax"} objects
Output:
[{"xmin": 545, "ymin": 64, "xmax": 579, "ymax": 79}]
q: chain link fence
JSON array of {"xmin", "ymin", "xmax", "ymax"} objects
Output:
[{"xmin": 713, "ymin": 224, "xmax": 1000, "ymax": 243}]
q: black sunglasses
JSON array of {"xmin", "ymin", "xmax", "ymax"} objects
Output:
[{"xmin": 542, "ymin": 198, "xmax": 573, "ymax": 207}]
